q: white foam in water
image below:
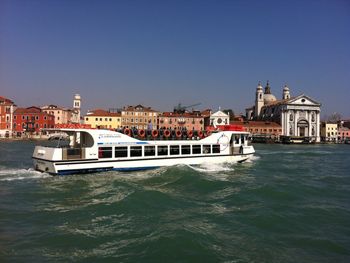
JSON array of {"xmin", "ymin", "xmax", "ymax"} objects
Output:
[
  {"xmin": 0, "ymin": 168, "xmax": 51, "ymax": 181},
  {"xmin": 245, "ymin": 155, "xmax": 260, "ymax": 163},
  {"xmin": 187, "ymin": 162, "xmax": 235, "ymax": 173}
]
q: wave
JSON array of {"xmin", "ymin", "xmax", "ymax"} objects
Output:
[
  {"xmin": 0, "ymin": 168, "xmax": 51, "ymax": 181},
  {"xmin": 187, "ymin": 162, "xmax": 235, "ymax": 173}
]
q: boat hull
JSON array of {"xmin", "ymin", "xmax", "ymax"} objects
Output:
[{"xmin": 33, "ymin": 153, "xmax": 253, "ymax": 175}]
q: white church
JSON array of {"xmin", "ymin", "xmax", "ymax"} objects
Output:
[{"xmin": 246, "ymin": 81, "xmax": 321, "ymax": 142}]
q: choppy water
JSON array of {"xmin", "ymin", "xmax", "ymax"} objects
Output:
[{"xmin": 1, "ymin": 141, "xmax": 350, "ymax": 262}]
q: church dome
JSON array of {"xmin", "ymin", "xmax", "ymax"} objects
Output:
[
  {"xmin": 264, "ymin": 94, "xmax": 277, "ymax": 104},
  {"xmin": 263, "ymin": 81, "xmax": 277, "ymax": 104}
]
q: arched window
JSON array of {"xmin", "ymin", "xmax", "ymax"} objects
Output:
[
  {"xmin": 289, "ymin": 126, "xmax": 293, "ymax": 135},
  {"xmin": 312, "ymin": 127, "xmax": 315, "ymax": 136},
  {"xmin": 311, "ymin": 113, "xmax": 315, "ymax": 122},
  {"xmin": 289, "ymin": 113, "xmax": 293, "ymax": 121}
]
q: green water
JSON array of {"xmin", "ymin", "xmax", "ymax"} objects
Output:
[{"xmin": 0, "ymin": 141, "xmax": 349, "ymax": 262}]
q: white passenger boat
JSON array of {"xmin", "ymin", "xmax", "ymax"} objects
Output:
[{"xmin": 32, "ymin": 128, "xmax": 255, "ymax": 175}]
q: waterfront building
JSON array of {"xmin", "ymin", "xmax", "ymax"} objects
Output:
[
  {"xmin": 121, "ymin": 105, "xmax": 159, "ymax": 130},
  {"xmin": 13, "ymin": 107, "xmax": 55, "ymax": 136},
  {"xmin": 41, "ymin": 105, "xmax": 73, "ymax": 125},
  {"xmin": 210, "ymin": 110, "xmax": 230, "ymax": 127},
  {"xmin": 0, "ymin": 96, "xmax": 16, "ymax": 137},
  {"xmin": 338, "ymin": 125, "xmax": 350, "ymax": 143},
  {"xmin": 158, "ymin": 111, "xmax": 204, "ymax": 131},
  {"xmin": 231, "ymin": 120, "xmax": 282, "ymax": 141},
  {"xmin": 320, "ymin": 122, "xmax": 338, "ymax": 142},
  {"xmin": 246, "ymin": 81, "xmax": 321, "ymax": 142},
  {"xmin": 84, "ymin": 109, "xmax": 121, "ymax": 129}
]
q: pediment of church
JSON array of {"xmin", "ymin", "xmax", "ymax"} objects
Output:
[
  {"xmin": 211, "ymin": 110, "xmax": 229, "ymax": 118},
  {"xmin": 288, "ymin": 94, "xmax": 321, "ymax": 106}
]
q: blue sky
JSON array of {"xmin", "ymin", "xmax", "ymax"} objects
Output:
[{"xmin": 1, "ymin": 0, "xmax": 350, "ymax": 118}]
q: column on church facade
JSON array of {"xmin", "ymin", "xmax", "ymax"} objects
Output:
[
  {"xmin": 316, "ymin": 111, "xmax": 321, "ymax": 142},
  {"xmin": 294, "ymin": 110, "xmax": 298, "ymax": 136},
  {"xmin": 308, "ymin": 110, "xmax": 312, "ymax": 137}
]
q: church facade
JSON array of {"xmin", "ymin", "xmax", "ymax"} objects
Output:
[{"xmin": 246, "ymin": 81, "xmax": 321, "ymax": 142}]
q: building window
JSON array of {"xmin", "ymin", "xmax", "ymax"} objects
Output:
[
  {"xmin": 95, "ymin": 118, "xmax": 98, "ymax": 121},
  {"xmin": 86, "ymin": 118, "xmax": 89, "ymax": 121},
  {"xmin": 311, "ymin": 113, "xmax": 315, "ymax": 122},
  {"xmin": 289, "ymin": 113, "xmax": 293, "ymax": 121}
]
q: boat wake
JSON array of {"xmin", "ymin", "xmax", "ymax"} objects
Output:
[
  {"xmin": 187, "ymin": 162, "xmax": 235, "ymax": 173},
  {"xmin": 0, "ymin": 168, "xmax": 51, "ymax": 181}
]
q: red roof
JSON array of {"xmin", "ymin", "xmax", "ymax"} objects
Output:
[
  {"xmin": 0, "ymin": 96, "xmax": 15, "ymax": 105},
  {"xmin": 86, "ymin": 109, "xmax": 121, "ymax": 117},
  {"xmin": 160, "ymin": 112, "xmax": 203, "ymax": 118},
  {"xmin": 14, "ymin": 106, "xmax": 43, "ymax": 114}
]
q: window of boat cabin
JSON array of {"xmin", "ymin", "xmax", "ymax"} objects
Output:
[
  {"xmin": 99, "ymin": 147, "xmax": 112, "ymax": 158},
  {"xmin": 241, "ymin": 134, "xmax": 245, "ymax": 144},
  {"xmin": 212, "ymin": 144, "xmax": 220, "ymax": 153},
  {"xmin": 130, "ymin": 146, "xmax": 142, "ymax": 157},
  {"xmin": 203, "ymin": 145, "xmax": 211, "ymax": 154},
  {"xmin": 181, "ymin": 145, "xmax": 190, "ymax": 155},
  {"xmin": 170, "ymin": 145, "xmax": 180, "ymax": 155},
  {"xmin": 144, "ymin": 146, "xmax": 155, "ymax": 156},
  {"xmin": 158, "ymin": 145, "xmax": 168, "ymax": 156},
  {"xmin": 235, "ymin": 135, "xmax": 240, "ymax": 144},
  {"xmin": 192, "ymin": 145, "xmax": 201, "ymax": 154},
  {"xmin": 115, "ymin": 146, "xmax": 128, "ymax": 158}
]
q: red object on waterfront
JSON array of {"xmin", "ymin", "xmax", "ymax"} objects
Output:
[
  {"xmin": 124, "ymin": 128, "xmax": 131, "ymax": 136},
  {"xmin": 152, "ymin": 130, "xmax": 158, "ymax": 138},
  {"xmin": 13, "ymin": 107, "xmax": 55, "ymax": 134},
  {"xmin": 206, "ymin": 124, "xmax": 245, "ymax": 132},
  {"xmin": 176, "ymin": 130, "xmax": 182, "ymax": 138},
  {"xmin": 164, "ymin": 129, "xmax": 171, "ymax": 138},
  {"xmin": 138, "ymin": 129, "xmax": 145, "ymax": 138},
  {"xmin": 54, "ymin": 123, "xmax": 92, "ymax": 129}
]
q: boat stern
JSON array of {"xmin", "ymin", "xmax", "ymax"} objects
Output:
[{"xmin": 32, "ymin": 146, "xmax": 61, "ymax": 174}]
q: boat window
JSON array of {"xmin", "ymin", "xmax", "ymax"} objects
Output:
[
  {"xmin": 144, "ymin": 146, "xmax": 155, "ymax": 156},
  {"xmin": 212, "ymin": 144, "xmax": 220, "ymax": 153},
  {"xmin": 241, "ymin": 134, "xmax": 245, "ymax": 144},
  {"xmin": 130, "ymin": 146, "xmax": 142, "ymax": 157},
  {"xmin": 170, "ymin": 145, "xmax": 180, "ymax": 155},
  {"xmin": 235, "ymin": 135, "xmax": 240, "ymax": 144},
  {"xmin": 181, "ymin": 145, "xmax": 190, "ymax": 155},
  {"xmin": 99, "ymin": 147, "xmax": 112, "ymax": 158},
  {"xmin": 115, "ymin": 146, "xmax": 128, "ymax": 158},
  {"xmin": 192, "ymin": 145, "xmax": 201, "ymax": 154},
  {"xmin": 203, "ymin": 145, "xmax": 211, "ymax": 154},
  {"xmin": 158, "ymin": 146, "xmax": 168, "ymax": 156}
]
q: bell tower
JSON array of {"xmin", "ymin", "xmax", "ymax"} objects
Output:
[
  {"xmin": 283, "ymin": 85, "xmax": 290, "ymax": 100},
  {"xmin": 255, "ymin": 82, "xmax": 264, "ymax": 118},
  {"xmin": 73, "ymin": 94, "xmax": 81, "ymax": 123}
]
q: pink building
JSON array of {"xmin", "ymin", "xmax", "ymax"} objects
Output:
[
  {"xmin": 338, "ymin": 126, "xmax": 350, "ymax": 143},
  {"xmin": 158, "ymin": 111, "xmax": 204, "ymax": 131}
]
